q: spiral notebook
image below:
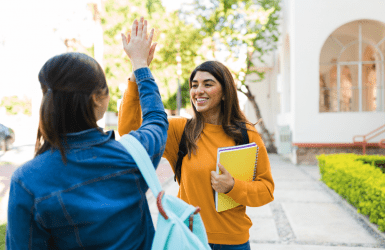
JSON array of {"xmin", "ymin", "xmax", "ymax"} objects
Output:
[{"xmin": 215, "ymin": 142, "xmax": 259, "ymax": 212}]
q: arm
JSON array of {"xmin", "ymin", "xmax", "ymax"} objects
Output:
[
  {"xmin": 118, "ymin": 18, "xmax": 156, "ymax": 136},
  {"xmin": 119, "ymin": 17, "xmax": 167, "ymax": 167},
  {"xmin": 118, "ymin": 78, "xmax": 142, "ymax": 136},
  {"xmin": 118, "ymin": 74, "xmax": 187, "ymax": 171},
  {"xmin": 225, "ymin": 133, "xmax": 274, "ymax": 207},
  {"xmin": 127, "ymin": 68, "xmax": 168, "ymax": 166},
  {"xmin": 7, "ymin": 178, "xmax": 50, "ymax": 249}
]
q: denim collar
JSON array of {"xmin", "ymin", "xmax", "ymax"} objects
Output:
[{"xmin": 63, "ymin": 128, "xmax": 115, "ymax": 149}]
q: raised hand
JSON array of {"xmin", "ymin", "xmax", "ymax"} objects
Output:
[
  {"xmin": 211, "ymin": 163, "xmax": 235, "ymax": 194},
  {"xmin": 121, "ymin": 17, "xmax": 155, "ymax": 70}
]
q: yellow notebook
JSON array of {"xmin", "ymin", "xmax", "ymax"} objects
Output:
[{"xmin": 215, "ymin": 142, "xmax": 259, "ymax": 212}]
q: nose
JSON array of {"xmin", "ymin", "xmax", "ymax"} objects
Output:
[{"xmin": 196, "ymin": 85, "xmax": 205, "ymax": 94}]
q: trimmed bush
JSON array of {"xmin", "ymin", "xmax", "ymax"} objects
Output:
[{"xmin": 317, "ymin": 154, "xmax": 385, "ymax": 232}]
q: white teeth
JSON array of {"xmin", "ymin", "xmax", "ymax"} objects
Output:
[{"xmin": 197, "ymin": 98, "xmax": 208, "ymax": 102}]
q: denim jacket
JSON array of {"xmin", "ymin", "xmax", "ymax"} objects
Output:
[{"xmin": 6, "ymin": 68, "xmax": 168, "ymax": 249}]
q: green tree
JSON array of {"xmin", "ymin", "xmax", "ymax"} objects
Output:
[
  {"xmin": 184, "ymin": 0, "xmax": 281, "ymax": 152},
  {"xmin": 101, "ymin": 0, "xmax": 204, "ymax": 107},
  {"xmin": 163, "ymin": 79, "xmax": 191, "ymax": 110}
]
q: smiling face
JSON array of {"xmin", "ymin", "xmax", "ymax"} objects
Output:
[{"xmin": 190, "ymin": 71, "xmax": 224, "ymax": 123}]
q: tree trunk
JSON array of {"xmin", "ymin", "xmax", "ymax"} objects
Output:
[
  {"xmin": 242, "ymin": 52, "xmax": 278, "ymax": 153},
  {"xmin": 242, "ymin": 85, "xmax": 277, "ymax": 153}
]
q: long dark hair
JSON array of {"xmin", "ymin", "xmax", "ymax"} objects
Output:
[
  {"xmin": 35, "ymin": 52, "xmax": 108, "ymax": 163},
  {"xmin": 184, "ymin": 61, "xmax": 254, "ymax": 158}
]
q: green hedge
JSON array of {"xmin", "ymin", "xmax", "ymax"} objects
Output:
[{"xmin": 317, "ymin": 154, "xmax": 385, "ymax": 232}]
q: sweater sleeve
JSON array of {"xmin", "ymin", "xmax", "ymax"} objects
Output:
[
  {"xmin": 162, "ymin": 117, "xmax": 187, "ymax": 172},
  {"xmin": 118, "ymin": 68, "xmax": 168, "ymax": 169},
  {"xmin": 225, "ymin": 130, "xmax": 275, "ymax": 207},
  {"xmin": 118, "ymin": 79, "xmax": 142, "ymax": 136},
  {"xmin": 117, "ymin": 73, "xmax": 186, "ymax": 170}
]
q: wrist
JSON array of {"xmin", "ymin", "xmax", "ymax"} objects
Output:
[
  {"xmin": 129, "ymin": 72, "xmax": 136, "ymax": 82},
  {"xmin": 132, "ymin": 61, "xmax": 148, "ymax": 71},
  {"xmin": 225, "ymin": 178, "xmax": 235, "ymax": 194}
]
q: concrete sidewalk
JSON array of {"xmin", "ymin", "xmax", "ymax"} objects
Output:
[{"xmin": 148, "ymin": 154, "xmax": 385, "ymax": 250}]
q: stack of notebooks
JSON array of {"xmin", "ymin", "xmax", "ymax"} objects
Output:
[{"xmin": 215, "ymin": 142, "xmax": 259, "ymax": 212}]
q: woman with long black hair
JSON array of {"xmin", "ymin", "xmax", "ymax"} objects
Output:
[
  {"xmin": 119, "ymin": 59, "xmax": 275, "ymax": 250},
  {"xmin": 7, "ymin": 17, "xmax": 166, "ymax": 249}
]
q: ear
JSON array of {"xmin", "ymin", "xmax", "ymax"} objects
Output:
[
  {"xmin": 92, "ymin": 93, "xmax": 103, "ymax": 107},
  {"xmin": 222, "ymin": 95, "xmax": 225, "ymax": 101}
]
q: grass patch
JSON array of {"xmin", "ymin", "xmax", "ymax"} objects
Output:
[
  {"xmin": 0, "ymin": 223, "xmax": 6, "ymax": 250},
  {"xmin": 0, "ymin": 162, "xmax": 12, "ymax": 166}
]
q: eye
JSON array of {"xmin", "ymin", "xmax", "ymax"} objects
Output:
[
  {"xmin": 205, "ymin": 84, "xmax": 212, "ymax": 87},
  {"xmin": 192, "ymin": 84, "xmax": 198, "ymax": 88}
]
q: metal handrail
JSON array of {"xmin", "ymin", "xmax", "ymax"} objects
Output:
[
  {"xmin": 380, "ymin": 139, "xmax": 385, "ymax": 149},
  {"xmin": 353, "ymin": 124, "xmax": 385, "ymax": 154}
]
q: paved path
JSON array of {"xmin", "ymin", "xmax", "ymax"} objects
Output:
[
  {"xmin": 0, "ymin": 144, "xmax": 36, "ymax": 224},
  {"xmin": 148, "ymin": 154, "xmax": 385, "ymax": 249},
  {"xmin": 2, "ymin": 144, "xmax": 385, "ymax": 249}
]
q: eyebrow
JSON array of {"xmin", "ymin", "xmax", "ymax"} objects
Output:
[{"xmin": 192, "ymin": 79, "xmax": 216, "ymax": 83}]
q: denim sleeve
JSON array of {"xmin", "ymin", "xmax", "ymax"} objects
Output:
[
  {"xmin": 127, "ymin": 67, "xmax": 168, "ymax": 169},
  {"xmin": 6, "ymin": 178, "xmax": 50, "ymax": 249}
]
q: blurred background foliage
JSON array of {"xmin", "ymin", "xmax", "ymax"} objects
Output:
[
  {"xmin": 101, "ymin": 0, "xmax": 203, "ymax": 111},
  {"xmin": 107, "ymin": 86, "xmax": 121, "ymax": 113},
  {"xmin": 0, "ymin": 96, "xmax": 32, "ymax": 116}
]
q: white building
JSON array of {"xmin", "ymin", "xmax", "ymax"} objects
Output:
[{"xmin": 244, "ymin": 0, "xmax": 385, "ymax": 164}]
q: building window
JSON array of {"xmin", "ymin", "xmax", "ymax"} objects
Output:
[{"xmin": 319, "ymin": 20, "xmax": 385, "ymax": 112}]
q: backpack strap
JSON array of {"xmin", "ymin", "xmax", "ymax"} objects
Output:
[
  {"xmin": 119, "ymin": 134, "xmax": 162, "ymax": 198},
  {"xmin": 240, "ymin": 122, "xmax": 249, "ymax": 145},
  {"xmin": 174, "ymin": 122, "xmax": 249, "ymax": 183}
]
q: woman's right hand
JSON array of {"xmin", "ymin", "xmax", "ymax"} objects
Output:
[{"xmin": 121, "ymin": 17, "xmax": 156, "ymax": 71}]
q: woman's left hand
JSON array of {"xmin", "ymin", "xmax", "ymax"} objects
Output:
[{"xmin": 211, "ymin": 163, "xmax": 235, "ymax": 194}]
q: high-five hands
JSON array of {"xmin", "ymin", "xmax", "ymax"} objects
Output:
[
  {"xmin": 211, "ymin": 163, "xmax": 235, "ymax": 194},
  {"xmin": 121, "ymin": 17, "xmax": 157, "ymax": 70}
]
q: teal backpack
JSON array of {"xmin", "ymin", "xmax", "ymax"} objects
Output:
[{"xmin": 119, "ymin": 134, "xmax": 211, "ymax": 250}]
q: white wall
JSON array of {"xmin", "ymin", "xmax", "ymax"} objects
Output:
[
  {"xmin": 246, "ymin": 66, "xmax": 280, "ymax": 135},
  {"xmin": 292, "ymin": 0, "xmax": 385, "ymax": 143}
]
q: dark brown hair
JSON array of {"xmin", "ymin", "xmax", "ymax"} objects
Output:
[
  {"xmin": 185, "ymin": 61, "xmax": 254, "ymax": 158},
  {"xmin": 35, "ymin": 52, "xmax": 108, "ymax": 163}
]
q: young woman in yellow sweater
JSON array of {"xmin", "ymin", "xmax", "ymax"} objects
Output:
[{"xmin": 118, "ymin": 60, "xmax": 274, "ymax": 250}]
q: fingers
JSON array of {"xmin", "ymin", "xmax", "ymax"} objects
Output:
[
  {"xmin": 150, "ymin": 43, "xmax": 157, "ymax": 54},
  {"xmin": 147, "ymin": 43, "xmax": 157, "ymax": 66},
  {"xmin": 137, "ymin": 16, "xmax": 144, "ymax": 38},
  {"xmin": 126, "ymin": 31, "xmax": 131, "ymax": 43},
  {"xmin": 148, "ymin": 28, "xmax": 154, "ymax": 44},
  {"xmin": 143, "ymin": 20, "xmax": 148, "ymax": 39},
  {"xmin": 218, "ymin": 163, "xmax": 228, "ymax": 174},
  {"xmin": 131, "ymin": 19, "xmax": 138, "ymax": 37},
  {"xmin": 121, "ymin": 34, "xmax": 127, "ymax": 46}
]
